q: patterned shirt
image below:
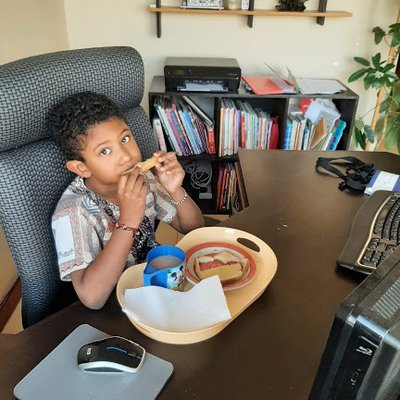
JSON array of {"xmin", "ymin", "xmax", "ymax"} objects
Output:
[{"xmin": 51, "ymin": 171, "xmax": 177, "ymax": 281}]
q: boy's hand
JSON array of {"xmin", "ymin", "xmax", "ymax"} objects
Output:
[
  {"xmin": 117, "ymin": 167, "xmax": 147, "ymax": 228},
  {"xmin": 153, "ymin": 151, "xmax": 184, "ymax": 194}
]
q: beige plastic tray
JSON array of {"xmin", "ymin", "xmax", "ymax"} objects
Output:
[{"xmin": 116, "ymin": 227, "xmax": 277, "ymax": 344}]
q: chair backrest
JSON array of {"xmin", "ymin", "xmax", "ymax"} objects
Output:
[{"xmin": 0, "ymin": 46, "xmax": 158, "ymax": 327}]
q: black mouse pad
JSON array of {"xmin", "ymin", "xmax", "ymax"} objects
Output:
[{"xmin": 14, "ymin": 324, "xmax": 173, "ymax": 400}]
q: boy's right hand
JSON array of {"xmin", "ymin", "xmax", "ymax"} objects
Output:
[{"xmin": 117, "ymin": 168, "xmax": 147, "ymax": 228}]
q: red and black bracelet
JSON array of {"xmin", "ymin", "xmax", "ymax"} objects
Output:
[{"xmin": 114, "ymin": 221, "xmax": 139, "ymax": 237}]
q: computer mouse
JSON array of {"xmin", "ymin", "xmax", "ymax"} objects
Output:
[{"xmin": 77, "ymin": 336, "xmax": 146, "ymax": 373}]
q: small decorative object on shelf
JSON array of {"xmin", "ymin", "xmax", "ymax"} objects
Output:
[
  {"xmin": 275, "ymin": 0, "xmax": 308, "ymax": 12},
  {"xmin": 224, "ymin": 0, "xmax": 241, "ymax": 10},
  {"xmin": 181, "ymin": 0, "xmax": 223, "ymax": 9}
]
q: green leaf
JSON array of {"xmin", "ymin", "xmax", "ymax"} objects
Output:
[
  {"xmin": 382, "ymin": 63, "xmax": 395, "ymax": 72},
  {"xmin": 355, "ymin": 119, "xmax": 364, "ymax": 130},
  {"xmin": 372, "ymin": 26, "xmax": 386, "ymax": 44},
  {"xmin": 389, "ymin": 23, "xmax": 400, "ymax": 31},
  {"xmin": 379, "ymin": 97, "xmax": 391, "ymax": 113},
  {"xmin": 386, "ymin": 71, "xmax": 399, "ymax": 80},
  {"xmin": 393, "ymin": 91, "xmax": 400, "ymax": 106},
  {"xmin": 372, "ymin": 53, "xmax": 381, "ymax": 69},
  {"xmin": 348, "ymin": 68, "xmax": 368, "ymax": 82},
  {"xmin": 364, "ymin": 72, "xmax": 378, "ymax": 89},
  {"xmin": 364, "ymin": 77, "xmax": 372, "ymax": 90},
  {"xmin": 371, "ymin": 77, "xmax": 385, "ymax": 89},
  {"xmin": 353, "ymin": 56, "xmax": 370, "ymax": 66},
  {"xmin": 391, "ymin": 36, "xmax": 400, "ymax": 47},
  {"xmin": 354, "ymin": 126, "xmax": 366, "ymax": 149},
  {"xmin": 364, "ymin": 125, "xmax": 375, "ymax": 143},
  {"xmin": 389, "ymin": 24, "xmax": 400, "ymax": 43}
]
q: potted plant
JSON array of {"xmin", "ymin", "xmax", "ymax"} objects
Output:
[{"xmin": 348, "ymin": 18, "xmax": 400, "ymax": 152}]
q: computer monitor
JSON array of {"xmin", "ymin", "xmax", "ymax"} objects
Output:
[{"xmin": 310, "ymin": 248, "xmax": 400, "ymax": 400}]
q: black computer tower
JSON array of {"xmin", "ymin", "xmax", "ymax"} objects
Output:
[{"xmin": 310, "ymin": 249, "xmax": 400, "ymax": 400}]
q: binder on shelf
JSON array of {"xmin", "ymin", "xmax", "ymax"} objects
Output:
[
  {"xmin": 182, "ymin": 96, "xmax": 213, "ymax": 127},
  {"xmin": 242, "ymin": 75, "xmax": 295, "ymax": 95}
]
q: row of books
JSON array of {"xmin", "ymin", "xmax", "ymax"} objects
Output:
[
  {"xmin": 219, "ymin": 99, "xmax": 279, "ymax": 157},
  {"xmin": 216, "ymin": 162, "xmax": 238, "ymax": 213},
  {"xmin": 153, "ymin": 96, "xmax": 216, "ymax": 156},
  {"xmin": 283, "ymin": 111, "xmax": 346, "ymax": 151}
]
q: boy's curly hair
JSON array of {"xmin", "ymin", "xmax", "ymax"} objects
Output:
[{"xmin": 49, "ymin": 91, "xmax": 125, "ymax": 161}]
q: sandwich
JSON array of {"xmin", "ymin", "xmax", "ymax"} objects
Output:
[
  {"xmin": 194, "ymin": 251, "xmax": 249, "ymax": 285},
  {"xmin": 121, "ymin": 156, "xmax": 158, "ymax": 175}
]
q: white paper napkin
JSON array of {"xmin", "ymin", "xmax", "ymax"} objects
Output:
[{"xmin": 122, "ymin": 275, "xmax": 232, "ymax": 332}]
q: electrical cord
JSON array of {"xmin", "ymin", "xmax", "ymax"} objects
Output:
[{"xmin": 181, "ymin": 160, "xmax": 212, "ymax": 190}]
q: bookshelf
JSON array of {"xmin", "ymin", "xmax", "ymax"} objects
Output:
[
  {"xmin": 148, "ymin": 75, "xmax": 359, "ymax": 213},
  {"xmin": 147, "ymin": 0, "xmax": 352, "ymax": 37}
]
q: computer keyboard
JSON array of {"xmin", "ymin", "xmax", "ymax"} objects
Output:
[{"xmin": 338, "ymin": 191, "xmax": 400, "ymax": 274}]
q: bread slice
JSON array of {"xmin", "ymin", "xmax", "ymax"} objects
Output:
[
  {"xmin": 121, "ymin": 157, "xmax": 158, "ymax": 175},
  {"xmin": 195, "ymin": 261, "xmax": 243, "ymax": 285},
  {"xmin": 139, "ymin": 156, "xmax": 158, "ymax": 173}
]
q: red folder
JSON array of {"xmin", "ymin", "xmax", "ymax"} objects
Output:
[{"xmin": 242, "ymin": 76, "xmax": 295, "ymax": 95}]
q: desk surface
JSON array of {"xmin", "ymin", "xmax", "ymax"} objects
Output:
[{"xmin": 2, "ymin": 150, "xmax": 400, "ymax": 399}]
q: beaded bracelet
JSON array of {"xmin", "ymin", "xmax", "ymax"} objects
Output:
[
  {"xmin": 168, "ymin": 189, "xmax": 188, "ymax": 206},
  {"xmin": 115, "ymin": 221, "xmax": 139, "ymax": 237}
]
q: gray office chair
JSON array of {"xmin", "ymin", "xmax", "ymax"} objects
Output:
[{"xmin": 0, "ymin": 46, "xmax": 158, "ymax": 328}]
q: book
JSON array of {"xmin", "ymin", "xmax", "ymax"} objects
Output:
[
  {"xmin": 242, "ymin": 75, "xmax": 295, "ymax": 95},
  {"xmin": 153, "ymin": 117, "xmax": 167, "ymax": 151},
  {"xmin": 295, "ymin": 78, "xmax": 346, "ymax": 95},
  {"xmin": 205, "ymin": 125, "xmax": 216, "ymax": 154},
  {"xmin": 310, "ymin": 118, "xmax": 329, "ymax": 150},
  {"xmin": 181, "ymin": 96, "xmax": 213, "ymax": 127},
  {"xmin": 283, "ymin": 117, "xmax": 293, "ymax": 150},
  {"xmin": 181, "ymin": 95, "xmax": 215, "ymax": 154},
  {"xmin": 325, "ymin": 119, "xmax": 346, "ymax": 151},
  {"xmin": 269, "ymin": 117, "xmax": 279, "ymax": 150},
  {"xmin": 154, "ymin": 100, "xmax": 182, "ymax": 156}
]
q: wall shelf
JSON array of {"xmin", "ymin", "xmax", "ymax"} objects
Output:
[{"xmin": 147, "ymin": 1, "xmax": 352, "ymax": 37}]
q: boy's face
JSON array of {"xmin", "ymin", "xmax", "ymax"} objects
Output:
[{"xmin": 68, "ymin": 116, "xmax": 142, "ymax": 186}]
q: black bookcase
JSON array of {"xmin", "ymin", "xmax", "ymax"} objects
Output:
[{"xmin": 148, "ymin": 75, "xmax": 359, "ymax": 213}]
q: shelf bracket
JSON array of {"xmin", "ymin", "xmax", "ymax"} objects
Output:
[
  {"xmin": 156, "ymin": 0, "xmax": 162, "ymax": 38},
  {"xmin": 247, "ymin": 0, "xmax": 255, "ymax": 28},
  {"xmin": 317, "ymin": 0, "xmax": 327, "ymax": 25}
]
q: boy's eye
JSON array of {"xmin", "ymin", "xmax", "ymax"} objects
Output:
[
  {"xmin": 100, "ymin": 148, "xmax": 111, "ymax": 156},
  {"xmin": 121, "ymin": 135, "xmax": 130, "ymax": 144}
]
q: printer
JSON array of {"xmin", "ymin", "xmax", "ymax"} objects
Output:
[{"xmin": 164, "ymin": 57, "xmax": 241, "ymax": 93}]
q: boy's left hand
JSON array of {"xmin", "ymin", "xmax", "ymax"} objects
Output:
[{"xmin": 153, "ymin": 151, "xmax": 184, "ymax": 194}]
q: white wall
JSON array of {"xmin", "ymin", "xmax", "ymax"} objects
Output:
[
  {"xmin": 0, "ymin": 0, "xmax": 69, "ymax": 300},
  {"xmin": 0, "ymin": 0, "xmax": 69, "ymax": 64},
  {"xmin": 63, "ymin": 0, "xmax": 398, "ymax": 122}
]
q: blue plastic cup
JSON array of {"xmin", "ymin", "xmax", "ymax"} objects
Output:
[{"xmin": 143, "ymin": 245, "xmax": 186, "ymax": 291}]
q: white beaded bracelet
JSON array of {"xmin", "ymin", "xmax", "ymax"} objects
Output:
[{"xmin": 168, "ymin": 189, "xmax": 188, "ymax": 206}]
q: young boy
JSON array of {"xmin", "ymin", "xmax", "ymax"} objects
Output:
[{"xmin": 50, "ymin": 92, "xmax": 204, "ymax": 310}]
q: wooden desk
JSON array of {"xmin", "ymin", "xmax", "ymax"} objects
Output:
[{"xmin": 2, "ymin": 150, "xmax": 400, "ymax": 399}]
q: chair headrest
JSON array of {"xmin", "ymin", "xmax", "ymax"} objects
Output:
[{"xmin": 0, "ymin": 46, "xmax": 144, "ymax": 152}]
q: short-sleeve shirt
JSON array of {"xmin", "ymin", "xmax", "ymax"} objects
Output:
[{"xmin": 51, "ymin": 171, "xmax": 177, "ymax": 281}]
